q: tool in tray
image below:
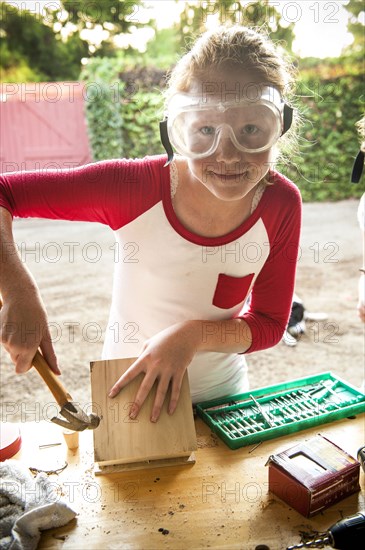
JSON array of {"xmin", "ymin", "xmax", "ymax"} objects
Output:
[{"xmin": 196, "ymin": 372, "xmax": 365, "ymax": 449}]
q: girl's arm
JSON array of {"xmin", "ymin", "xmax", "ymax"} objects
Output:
[
  {"xmin": 0, "ymin": 161, "xmax": 121, "ymax": 372},
  {"xmin": 241, "ymin": 180, "xmax": 302, "ymax": 352},
  {"xmin": 0, "ymin": 206, "xmax": 60, "ymax": 373},
  {"xmin": 0, "ymin": 157, "xmax": 164, "ymax": 371},
  {"xmin": 357, "ymin": 194, "xmax": 365, "ymax": 322},
  {"xmin": 0, "ymin": 158, "xmax": 161, "ymax": 228}
]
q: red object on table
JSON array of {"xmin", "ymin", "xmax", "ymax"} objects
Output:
[
  {"xmin": 267, "ymin": 434, "xmax": 360, "ymax": 517},
  {"xmin": 0, "ymin": 423, "xmax": 22, "ymax": 460}
]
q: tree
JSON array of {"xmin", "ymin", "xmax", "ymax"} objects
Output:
[
  {"xmin": 343, "ymin": 0, "xmax": 365, "ymax": 55},
  {"xmin": 56, "ymin": 0, "xmax": 144, "ymax": 54},
  {"xmin": 142, "ymin": 27, "xmax": 183, "ymax": 68},
  {"xmin": 0, "ymin": 2, "xmax": 88, "ymax": 81},
  {"xmin": 176, "ymin": 0, "xmax": 295, "ymax": 52},
  {"xmin": 0, "ymin": 0, "xmax": 144, "ymax": 82}
]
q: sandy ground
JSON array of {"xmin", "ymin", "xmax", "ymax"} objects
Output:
[{"xmin": 1, "ymin": 199, "xmax": 364, "ymax": 422}]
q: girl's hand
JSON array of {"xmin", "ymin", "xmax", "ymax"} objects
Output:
[
  {"xmin": 0, "ymin": 291, "xmax": 60, "ymax": 374},
  {"xmin": 108, "ymin": 322, "xmax": 200, "ymax": 422}
]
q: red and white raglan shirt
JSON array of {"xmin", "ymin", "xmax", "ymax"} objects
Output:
[{"xmin": 0, "ymin": 155, "xmax": 301, "ymax": 403}]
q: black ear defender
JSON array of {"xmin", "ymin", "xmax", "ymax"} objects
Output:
[
  {"xmin": 159, "ymin": 119, "xmax": 174, "ymax": 166},
  {"xmin": 351, "ymin": 149, "xmax": 364, "ymax": 183},
  {"xmin": 282, "ymin": 104, "xmax": 293, "ymax": 136}
]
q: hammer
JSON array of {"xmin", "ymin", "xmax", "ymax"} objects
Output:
[
  {"xmin": 0, "ymin": 297, "xmax": 100, "ymax": 431},
  {"xmin": 31, "ymin": 349, "xmax": 100, "ymax": 431}
]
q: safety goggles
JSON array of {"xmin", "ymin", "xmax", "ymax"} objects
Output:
[{"xmin": 160, "ymin": 86, "xmax": 293, "ymax": 164}]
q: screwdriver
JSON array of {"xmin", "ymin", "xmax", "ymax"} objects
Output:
[{"xmin": 286, "ymin": 511, "xmax": 365, "ymax": 549}]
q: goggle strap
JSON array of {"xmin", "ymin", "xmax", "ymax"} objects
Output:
[
  {"xmin": 159, "ymin": 119, "xmax": 174, "ymax": 166},
  {"xmin": 351, "ymin": 149, "xmax": 364, "ymax": 183},
  {"xmin": 282, "ymin": 104, "xmax": 293, "ymax": 136}
]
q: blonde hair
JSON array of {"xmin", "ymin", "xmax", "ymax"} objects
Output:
[
  {"xmin": 165, "ymin": 25, "xmax": 298, "ymax": 171},
  {"xmin": 166, "ymin": 25, "xmax": 294, "ymax": 100}
]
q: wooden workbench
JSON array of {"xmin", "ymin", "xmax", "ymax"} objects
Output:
[{"xmin": 11, "ymin": 415, "xmax": 365, "ymax": 550}]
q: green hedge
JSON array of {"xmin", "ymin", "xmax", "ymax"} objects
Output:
[
  {"xmin": 120, "ymin": 91, "xmax": 164, "ymax": 158},
  {"xmin": 80, "ymin": 57, "xmax": 165, "ymax": 161},
  {"xmin": 81, "ymin": 57, "xmax": 364, "ymax": 201},
  {"xmin": 83, "ymin": 80, "xmax": 124, "ymax": 161},
  {"xmin": 283, "ymin": 74, "xmax": 364, "ymax": 201}
]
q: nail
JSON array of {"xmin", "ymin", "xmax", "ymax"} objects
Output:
[
  {"xmin": 128, "ymin": 403, "xmax": 138, "ymax": 418},
  {"xmin": 150, "ymin": 415, "xmax": 157, "ymax": 423}
]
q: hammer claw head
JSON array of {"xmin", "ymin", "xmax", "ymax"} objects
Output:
[
  {"xmin": 51, "ymin": 415, "xmax": 80, "ymax": 430},
  {"xmin": 51, "ymin": 401, "xmax": 101, "ymax": 431}
]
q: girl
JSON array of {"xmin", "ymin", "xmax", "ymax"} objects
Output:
[{"xmin": 0, "ymin": 26, "xmax": 302, "ymax": 422}]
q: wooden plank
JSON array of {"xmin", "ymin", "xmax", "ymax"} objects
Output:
[
  {"xmin": 90, "ymin": 358, "xmax": 197, "ymax": 469},
  {"xmin": 94, "ymin": 452, "xmax": 196, "ymax": 475}
]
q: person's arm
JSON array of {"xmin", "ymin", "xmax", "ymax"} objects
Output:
[
  {"xmin": 357, "ymin": 194, "xmax": 365, "ymax": 322},
  {"xmin": 358, "ymin": 230, "xmax": 365, "ymax": 322},
  {"xmin": 0, "ymin": 162, "xmax": 117, "ymax": 373},
  {"xmin": 0, "ymin": 157, "xmax": 164, "ymax": 371},
  {"xmin": 0, "ymin": 206, "xmax": 60, "ymax": 373},
  {"xmin": 0, "ymin": 159, "xmax": 157, "ymax": 227}
]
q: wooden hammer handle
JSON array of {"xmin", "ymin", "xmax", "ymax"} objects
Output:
[
  {"xmin": 32, "ymin": 349, "xmax": 72, "ymax": 408},
  {"xmin": 0, "ymin": 296, "xmax": 72, "ymax": 408}
]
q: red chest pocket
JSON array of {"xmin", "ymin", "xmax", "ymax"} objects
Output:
[{"xmin": 213, "ymin": 273, "xmax": 255, "ymax": 309}]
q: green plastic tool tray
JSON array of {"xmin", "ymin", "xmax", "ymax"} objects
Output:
[{"xmin": 196, "ymin": 372, "xmax": 365, "ymax": 450}]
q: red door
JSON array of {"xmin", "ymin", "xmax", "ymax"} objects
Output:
[{"xmin": 0, "ymin": 82, "xmax": 92, "ymax": 172}]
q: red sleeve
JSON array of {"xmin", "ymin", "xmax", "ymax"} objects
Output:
[
  {"xmin": 240, "ymin": 173, "xmax": 302, "ymax": 353},
  {"xmin": 0, "ymin": 155, "xmax": 167, "ymax": 231}
]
